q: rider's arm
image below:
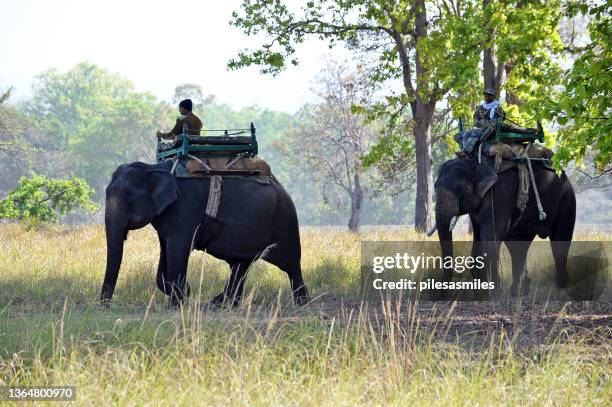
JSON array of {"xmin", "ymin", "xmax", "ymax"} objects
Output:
[
  {"xmin": 159, "ymin": 117, "xmax": 184, "ymax": 139},
  {"xmin": 473, "ymin": 107, "xmax": 489, "ymax": 128}
]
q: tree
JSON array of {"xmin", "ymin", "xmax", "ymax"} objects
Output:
[
  {"xmin": 545, "ymin": 1, "xmax": 611, "ymax": 172},
  {"xmin": 27, "ymin": 62, "xmax": 173, "ymax": 195},
  {"xmin": 228, "ymin": 0, "xmax": 564, "ymax": 231},
  {"xmin": 229, "ymin": 1, "xmax": 478, "ymax": 231},
  {"xmin": 0, "ymin": 87, "xmax": 56, "ymax": 195},
  {"xmin": 172, "ymin": 83, "xmax": 216, "ymax": 107},
  {"xmin": 0, "ymin": 87, "xmax": 25, "ymax": 192},
  {"xmin": 0, "ymin": 174, "xmax": 96, "ymax": 223},
  {"xmin": 280, "ymin": 62, "xmax": 381, "ymax": 232},
  {"xmin": 480, "ymin": 0, "xmax": 563, "ymax": 104},
  {"xmin": 0, "ymin": 87, "xmax": 24, "ymax": 169}
]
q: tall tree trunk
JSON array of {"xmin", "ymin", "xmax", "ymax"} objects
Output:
[
  {"xmin": 413, "ymin": 101, "xmax": 435, "ymax": 231},
  {"xmin": 411, "ymin": 0, "xmax": 434, "ymax": 232},
  {"xmin": 482, "ymin": 0, "xmax": 502, "ymax": 98},
  {"xmin": 348, "ymin": 173, "xmax": 363, "ymax": 232}
]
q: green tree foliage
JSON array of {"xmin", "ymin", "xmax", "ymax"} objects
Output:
[
  {"xmin": 468, "ymin": 0, "xmax": 564, "ymax": 133},
  {"xmin": 228, "ymin": 0, "xmax": 569, "ymax": 231},
  {"xmin": 545, "ymin": 1, "xmax": 611, "ymax": 171},
  {"xmin": 228, "ymin": 0, "xmax": 480, "ymax": 230},
  {"xmin": 27, "ymin": 62, "xmax": 173, "ymax": 195},
  {"xmin": 0, "ymin": 174, "xmax": 96, "ymax": 223}
]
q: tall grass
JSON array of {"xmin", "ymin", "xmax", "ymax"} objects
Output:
[
  {"xmin": 0, "ymin": 224, "xmax": 434, "ymax": 306},
  {"xmin": 0, "ymin": 224, "xmax": 610, "ymax": 405}
]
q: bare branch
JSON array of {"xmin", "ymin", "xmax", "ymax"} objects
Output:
[{"xmin": 577, "ymin": 168, "xmax": 612, "ymax": 180}]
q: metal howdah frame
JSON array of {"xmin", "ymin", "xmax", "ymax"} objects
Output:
[{"xmin": 156, "ymin": 122, "xmax": 259, "ymax": 162}]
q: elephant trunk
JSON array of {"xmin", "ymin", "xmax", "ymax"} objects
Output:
[
  {"xmin": 435, "ymin": 188, "xmax": 459, "ymax": 282},
  {"xmin": 100, "ymin": 194, "xmax": 128, "ymax": 304}
]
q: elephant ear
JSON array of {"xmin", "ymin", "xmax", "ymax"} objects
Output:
[
  {"xmin": 474, "ymin": 164, "xmax": 498, "ymax": 198},
  {"xmin": 148, "ymin": 165, "xmax": 179, "ymax": 216}
]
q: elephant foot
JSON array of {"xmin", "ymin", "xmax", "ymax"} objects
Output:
[
  {"xmin": 164, "ymin": 281, "xmax": 190, "ymax": 309},
  {"xmin": 293, "ymin": 286, "xmax": 311, "ymax": 306},
  {"xmin": 167, "ymin": 295, "xmax": 187, "ymax": 309},
  {"xmin": 556, "ymin": 273, "xmax": 569, "ymax": 290},
  {"xmin": 510, "ymin": 276, "xmax": 531, "ymax": 297},
  {"xmin": 210, "ymin": 292, "xmax": 240, "ymax": 308},
  {"xmin": 430, "ymin": 288, "xmax": 450, "ymax": 301},
  {"xmin": 473, "ymin": 288, "xmax": 490, "ymax": 301}
]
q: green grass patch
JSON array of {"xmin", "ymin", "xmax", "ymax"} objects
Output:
[{"xmin": 0, "ymin": 224, "xmax": 610, "ymax": 405}]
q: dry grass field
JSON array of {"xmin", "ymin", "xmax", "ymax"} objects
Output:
[{"xmin": 0, "ymin": 223, "xmax": 610, "ymax": 405}]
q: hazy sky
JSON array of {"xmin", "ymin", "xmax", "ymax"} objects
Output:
[{"xmin": 0, "ymin": 0, "xmax": 350, "ymax": 112}]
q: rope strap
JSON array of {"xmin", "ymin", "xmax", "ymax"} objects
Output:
[
  {"xmin": 510, "ymin": 163, "xmax": 530, "ymax": 229},
  {"xmin": 524, "ymin": 143, "xmax": 547, "ymax": 221},
  {"xmin": 170, "ymin": 158, "xmax": 180, "ymax": 175}
]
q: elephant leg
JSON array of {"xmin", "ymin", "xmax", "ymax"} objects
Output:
[
  {"xmin": 477, "ymin": 219, "xmax": 502, "ymax": 286},
  {"xmin": 211, "ymin": 259, "xmax": 254, "ymax": 307},
  {"xmin": 505, "ymin": 237, "xmax": 534, "ymax": 296},
  {"xmin": 285, "ymin": 262, "xmax": 310, "ymax": 306},
  {"xmin": 469, "ymin": 218, "xmax": 482, "ymax": 279},
  {"xmin": 477, "ymin": 196, "xmax": 513, "ymax": 290},
  {"xmin": 263, "ymin": 250, "xmax": 310, "ymax": 306},
  {"xmin": 550, "ymin": 198, "xmax": 574, "ymax": 289},
  {"xmin": 550, "ymin": 240, "xmax": 571, "ymax": 289},
  {"xmin": 477, "ymin": 240, "xmax": 503, "ymax": 292},
  {"xmin": 156, "ymin": 237, "xmax": 169, "ymax": 294},
  {"xmin": 164, "ymin": 236, "xmax": 192, "ymax": 306}
]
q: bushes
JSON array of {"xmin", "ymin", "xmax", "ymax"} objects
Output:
[{"xmin": 0, "ymin": 174, "xmax": 96, "ymax": 223}]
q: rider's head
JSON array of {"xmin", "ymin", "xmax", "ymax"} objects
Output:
[
  {"xmin": 483, "ymin": 89, "xmax": 495, "ymax": 103},
  {"xmin": 178, "ymin": 99, "xmax": 193, "ymax": 115}
]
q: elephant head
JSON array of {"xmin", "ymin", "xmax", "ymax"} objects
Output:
[
  {"xmin": 430, "ymin": 158, "xmax": 497, "ymax": 277},
  {"xmin": 100, "ymin": 160, "xmax": 178, "ymax": 304}
]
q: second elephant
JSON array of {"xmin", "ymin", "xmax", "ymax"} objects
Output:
[{"xmin": 432, "ymin": 156, "xmax": 576, "ymax": 296}]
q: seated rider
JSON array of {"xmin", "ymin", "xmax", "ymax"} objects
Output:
[
  {"xmin": 455, "ymin": 88, "xmax": 505, "ymax": 159},
  {"xmin": 156, "ymin": 99, "xmax": 203, "ymax": 139}
]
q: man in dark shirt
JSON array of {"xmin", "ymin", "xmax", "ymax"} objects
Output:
[{"xmin": 157, "ymin": 99, "xmax": 203, "ymax": 139}]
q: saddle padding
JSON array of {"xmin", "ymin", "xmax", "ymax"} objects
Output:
[
  {"xmin": 487, "ymin": 142, "xmax": 554, "ymax": 161},
  {"xmin": 186, "ymin": 157, "xmax": 272, "ymax": 176}
]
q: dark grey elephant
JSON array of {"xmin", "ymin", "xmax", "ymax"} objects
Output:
[
  {"xmin": 431, "ymin": 156, "xmax": 576, "ymax": 296},
  {"xmin": 100, "ymin": 159, "xmax": 310, "ymax": 306}
]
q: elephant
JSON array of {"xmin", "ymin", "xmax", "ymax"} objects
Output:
[
  {"xmin": 430, "ymin": 156, "xmax": 576, "ymax": 296},
  {"xmin": 100, "ymin": 159, "xmax": 310, "ymax": 307}
]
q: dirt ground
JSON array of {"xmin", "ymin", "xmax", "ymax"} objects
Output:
[{"xmin": 212, "ymin": 297, "xmax": 612, "ymax": 352}]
